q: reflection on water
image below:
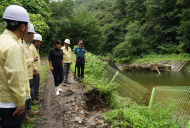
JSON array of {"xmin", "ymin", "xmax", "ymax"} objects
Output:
[
  {"xmin": 120, "ymin": 71, "xmax": 190, "ymax": 104},
  {"xmin": 121, "ymin": 71, "xmax": 190, "ymax": 91}
]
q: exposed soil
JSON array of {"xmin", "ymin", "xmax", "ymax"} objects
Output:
[
  {"xmin": 40, "ymin": 56, "xmax": 48, "ymax": 69},
  {"xmin": 37, "ymin": 70, "xmax": 110, "ymax": 128}
]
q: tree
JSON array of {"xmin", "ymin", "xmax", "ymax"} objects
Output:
[{"xmin": 70, "ymin": 9, "xmax": 102, "ymax": 54}]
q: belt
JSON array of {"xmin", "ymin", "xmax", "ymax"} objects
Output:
[{"xmin": 77, "ymin": 57, "xmax": 84, "ymax": 59}]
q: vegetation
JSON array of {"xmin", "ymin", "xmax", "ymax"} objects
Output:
[
  {"xmin": 75, "ymin": 0, "xmax": 90, "ymax": 5},
  {"xmin": 2, "ymin": 0, "xmax": 189, "ymax": 61},
  {"xmin": 21, "ymin": 63, "xmax": 50, "ymax": 128},
  {"xmin": 0, "ymin": 0, "xmax": 102, "ymax": 55},
  {"xmin": 1, "ymin": 0, "xmax": 189, "ymax": 127},
  {"xmin": 76, "ymin": 0, "xmax": 190, "ymax": 62},
  {"xmin": 126, "ymin": 53, "xmax": 190, "ymax": 64},
  {"xmin": 70, "ymin": 52, "xmax": 187, "ymax": 128}
]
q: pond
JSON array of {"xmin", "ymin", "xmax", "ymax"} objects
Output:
[{"xmin": 121, "ymin": 71, "xmax": 190, "ymax": 105}]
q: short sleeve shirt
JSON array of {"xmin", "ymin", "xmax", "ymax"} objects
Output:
[{"xmin": 74, "ymin": 46, "xmax": 86, "ymax": 58}]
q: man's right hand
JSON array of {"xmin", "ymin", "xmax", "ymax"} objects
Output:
[
  {"xmin": 33, "ymin": 56, "xmax": 39, "ymax": 62},
  {"xmin": 36, "ymin": 70, "xmax": 40, "ymax": 75},
  {"xmin": 50, "ymin": 66, "xmax": 54, "ymax": 71},
  {"xmin": 13, "ymin": 104, "xmax": 25, "ymax": 117},
  {"xmin": 75, "ymin": 59, "xmax": 77, "ymax": 62}
]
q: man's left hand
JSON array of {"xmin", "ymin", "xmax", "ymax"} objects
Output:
[
  {"xmin": 71, "ymin": 61, "xmax": 72, "ymax": 64},
  {"xmin": 85, "ymin": 59, "xmax": 87, "ymax": 63}
]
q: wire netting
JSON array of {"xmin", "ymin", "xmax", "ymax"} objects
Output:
[
  {"xmin": 105, "ymin": 65, "xmax": 150, "ymax": 104},
  {"xmin": 151, "ymin": 86, "xmax": 190, "ymax": 127},
  {"xmin": 86, "ymin": 54, "xmax": 190, "ymax": 126}
]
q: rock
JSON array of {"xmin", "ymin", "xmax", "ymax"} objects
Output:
[
  {"xmin": 97, "ymin": 120, "xmax": 104, "ymax": 125},
  {"xmin": 164, "ymin": 64, "xmax": 171, "ymax": 67},
  {"xmin": 75, "ymin": 116, "xmax": 83, "ymax": 124},
  {"xmin": 80, "ymin": 111, "xmax": 84, "ymax": 114},
  {"xmin": 96, "ymin": 125, "xmax": 106, "ymax": 128},
  {"xmin": 87, "ymin": 119, "xmax": 96, "ymax": 128},
  {"xmin": 85, "ymin": 111, "xmax": 90, "ymax": 115},
  {"xmin": 66, "ymin": 100, "xmax": 71, "ymax": 103},
  {"xmin": 71, "ymin": 103, "xmax": 75, "ymax": 106},
  {"xmin": 72, "ymin": 114, "xmax": 76, "ymax": 117},
  {"xmin": 75, "ymin": 105, "xmax": 79, "ymax": 111},
  {"xmin": 64, "ymin": 104, "xmax": 71, "ymax": 107}
]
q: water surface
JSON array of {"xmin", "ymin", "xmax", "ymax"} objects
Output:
[{"xmin": 121, "ymin": 71, "xmax": 190, "ymax": 104}]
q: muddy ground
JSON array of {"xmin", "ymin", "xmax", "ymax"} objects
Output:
[
  {"xmin": 37, "ymin": 70, "xmax": 110, "ymax": 128},
  {"xmin": 41, "ymin": 56, "xmax": 48, "ymax": 69}
]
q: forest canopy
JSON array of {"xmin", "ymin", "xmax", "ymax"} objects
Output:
[
  {"xmin": 1, "ymin": 0, "xmax": 190, "ymax": 61},
  {"xmin": 75, "ymin": 0, "xmax": 190, "ymax": 61}
]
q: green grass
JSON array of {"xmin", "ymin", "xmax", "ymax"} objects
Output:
[
  {"xmin": 70, "ymin": 51, "xmax": 189, "ymax": 128},
  {"xmin": 130, "ymin": 53, "xmax": 190, "ymax": 63},
  {"xmin": 21, "ymin": 63, "xmax": 50, "ymax": 128}
]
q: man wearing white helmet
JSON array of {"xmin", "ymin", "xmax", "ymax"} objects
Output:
[
  {"xmin": 0, "ymin": 5, "xmax": 30, "ymax": 128},
  {"xmin": 30, "ymin": 34, "xmax": 43, "ymax": 102},
  {"xmin": 20, "ymin": 23, "xmax": 39, "ymax": 122},
  {"xmin": 61, "ymin": 39, "xmax": 73, "ymax": 85}
]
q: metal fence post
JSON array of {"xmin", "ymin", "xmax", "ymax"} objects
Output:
[
  {"xmin": 149, "ymin": 87, "xmax": 156, "ymax": 109},
  {"xmin": 187, "ymin": 121, "xmax": 190, "ymax": 128},
  {"xmin": 110, "ymin": 71, "xmax": 119, "ymax": 84}
]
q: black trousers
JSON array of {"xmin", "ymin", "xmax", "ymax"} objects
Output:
[
  {"xmin": 52, "ymin": 66, "xmax": 63, "ymax": 87},
  {"xmin": 24, "ymin": 98, "xmax": 32, "ymax": 117},
  {"xmin": 0, "ymin": 108, "xmax": 25, "ymax": 128},
  {"xmin": 33, "ymin": 74, "xmax": 40, "ymax": 96},
  {"xmin": 76, "ymin": 59, "xmax": 85, "ymax": 79},
  {"xmin": 29, "ymin": 78, "xmax": 35, "ymax": 100}
]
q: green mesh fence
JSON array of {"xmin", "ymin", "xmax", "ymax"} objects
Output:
[
  {"xmin": 85, "ymin": 54, "xmax": 150, "ymax": 104},
  {"xmin": 86, "ymin": 54, "xmax": 190, "ymax": 126},
  {"xmin": 150, "ymin": 86, "xmax": 190, "ymax": 127},
  {"xmin": 105, "ymin": 65, "xmax": 150, "ymax": 104}
]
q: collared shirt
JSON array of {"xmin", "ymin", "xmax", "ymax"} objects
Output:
[
  {"xmin": 30, "ymin": 43, "xmax": 41, "ymax": 74},
  {"xmin": 74, "ymin": 46, "xmax": 86, "ymax": 58},
  {"xmin": 0, "ymin": 29, "xmax": 27, "ymax": 107},
  {"xmin": 61, "ymin": 46, "xmax": 73, "ymax": 63},
  {"xmin": 20, "ymin": 39, "xmax": 34, "ymax": 79}
]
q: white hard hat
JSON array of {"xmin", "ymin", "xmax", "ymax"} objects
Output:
[
  {"xmin": 33, "ymin": 34, "xmax": 42, "ymax": 42},
  {"xmin": 28, "ymin": 23, "xmax": 36, "ymax": 33},
  {"xmin": 3, "ymin": 5, "xmax": 30, "ymax": 22},
  {"xmin": 64, "ymin": 39, "xmax": 70, "ymax": 44}
]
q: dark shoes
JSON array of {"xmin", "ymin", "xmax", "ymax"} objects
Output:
[
  {"xmin": 35, "ymin": 95, "xmax": 44, "ymax": 100},
  {"xmin": 23, "ymin": 115, "xmax": 36, "ymax": 122},
  {"xmin": 27, "ymin": 109, "xmax": 39, "ymax": 116},
  {"xmin": 65, "ymin": 80, "xmax": 70, "ymax": 84},
  {"xmin": 61, "ymin": 82, "xmax": 66, "ymax": 86},
  {"xmin": 31, "ymin": 100, "xmax": 39, "ymax": 105}
]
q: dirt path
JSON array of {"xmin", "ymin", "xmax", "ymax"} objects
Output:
[
  {"xmin": 37, "ymin": 70, "xmax": 110, "ymax": 128},
  {"xmin": 40, "ymin": 56, "xmax": 48, "ymax": 69}
]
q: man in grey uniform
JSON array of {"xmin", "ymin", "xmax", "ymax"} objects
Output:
[{"xmin": 61, "ymin": 39, "xmax": 73, "ymax": 85}]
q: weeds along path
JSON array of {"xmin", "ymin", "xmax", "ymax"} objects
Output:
[
  {"xmin": 37, "ymin": 70, "xmax": 110, "ymax": 128},
  {"xmin": 40, "ymin": 56, "xmax": 48, "ymax": 69}
]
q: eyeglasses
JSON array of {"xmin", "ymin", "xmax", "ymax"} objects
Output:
[{"xmin": 28, "ymin": 32, "xmax": 34, "ymax": 35}]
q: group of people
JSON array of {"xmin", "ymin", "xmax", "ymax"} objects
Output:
[
  {"xmin": 0, "ymin": 4, "xmax": 88, "ymax": 128},
  {"xmin": 0, "ymin": 5, "xmax": 43, "ymax": 127},
  {"xmin": 48, "ymin": 39, "xmax": 87, "ymax": 96}
]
